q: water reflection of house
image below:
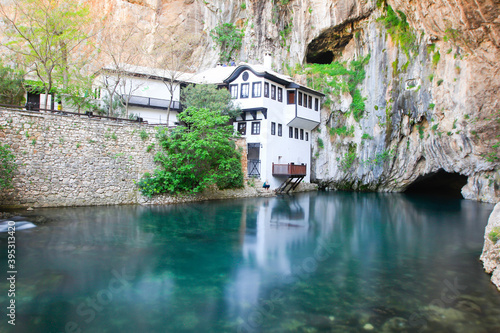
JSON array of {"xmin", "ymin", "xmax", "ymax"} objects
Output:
[{"xmin": 226, "ymin": 196, "xmax": 311, "ymax": 314}]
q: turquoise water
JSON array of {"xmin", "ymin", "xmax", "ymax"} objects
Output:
[{"xmin": 1, "ymin": 192, "xmax": 500, "ymax": 332}]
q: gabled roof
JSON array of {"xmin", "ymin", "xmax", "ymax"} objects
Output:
[
  {"xmin": 190, "ymin": 63, "xmax": 324, "ymax": 97},
  {"xmin": 187, "ymin": 66, "xmax": 237, "ymax": 85}
]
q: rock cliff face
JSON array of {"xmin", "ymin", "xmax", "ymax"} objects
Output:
[
  {"xmin": 93, "ymin": 0, "xmax": 499, "ymax": 203},
  {"xmin": 481, "ymin": 203, "xmax": 500, "ymax": 290}
]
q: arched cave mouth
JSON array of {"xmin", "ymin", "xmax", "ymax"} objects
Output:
[
  {"xmin": 305, "ymin": 24, "xmax": 354, "ymax": 64},
  {"xmin": 403, "ymin": 170, "xmax": 468, "ymax": 199}
]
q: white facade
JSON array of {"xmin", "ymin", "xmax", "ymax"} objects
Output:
[
  {"xmin": 216, "ymin": 64, "xmax": 323, "ymax": 190},
  {"xmin": 95, "ymin": 64, "xmax": 190, "ymax": 126}
]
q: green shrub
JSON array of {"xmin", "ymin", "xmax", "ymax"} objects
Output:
[
  {"xmin": 139, "ymin": 130, "xmax": 149, "ymax": 141},
  {"xmin": 299, "ymin": 55, "xmax": 370, "ymax": 123},
  {"xmin": 210, "ymin": 23, "xmax": 245, "ymax": 62},
  {"xmin": 317, "ymin": 137, "xmax": 324, "ymax": 149},
  {"xmin": 340, "ymin": 144, "xmax": 357, "ymax": 171},
  {"xmin": 378, "ymin": 5, "xmax": 416, "ymax": 58},
  {"xmin": 362, "ymin": 133, "xmax": 374, "ymax": 140},
  {"xmin": 489, "ymin": 227, "xmax": 500, "ymax": 243},
  {"xmin": 137, "ymin": 107, "xmax": 243, "ymax": 196},
  {"xmin": 330, "ymin": 125, "xmax": 355, "ymax": 137},
  {"xmin": 432, "ymin": 51, "xmax": 441, "ymax": 66},
  {"xmin": 0, "ymin": 144, "xmax": 17, "ymax": 189}
]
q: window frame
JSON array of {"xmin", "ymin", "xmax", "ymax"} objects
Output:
[
  {"xmin": 294, "ymin": 128, "xmax": 299, "ymax": 139},
  {"xmin": 264, "ymin": 82, "xmax": 269, "ymax": 98},
  {"xmin": 287, "ymin": 90, "xmax": 295, "ymax": 105},
  {"xmin": 271, "ymin": 122, "xmax": 276, "ymax": 135},
  {"xmin": 252, "ymin": 82, "xmax": 262, "ymax": 98},
  {"xmin": 278, "ymin": 87, "xmax": 283, "ymax": 102},
  {"xmin": 308, "ymin": 96, "xmax": 313, "ymax": 109},
  {"xmin": 289, "ymin": 126, "xmax": 293, "ymax": 138},
  {"xmin": 298, "ymin": 92, "xmax": 303, "ymax": 106},
  {"xmin": 237, "ymin": 122, "xmax": 246, "ymax": 135},
  {"xmin": 251, "ymin": 121, "xmax": 261, "ymax": 135},
  {"xmin": 240, "ymin": 83, "xmax": 249, "ymax": 98},
  {"xmin": 271, "ymin": 85, "xmax": 276, "ymax": 100},
  {"xmin": 278, "ymin": 124, "xmax": 282, "ymax": 136},
  {"xmin": 300, "ymin": 129, "xmax": 304, "ymax": 140},
  {"xmin": 315, "ymin": 98, "xmax": 319, "ymax": 111},
  {"xmin": 306, "ymin": 132, "xmax": 309, "ymax": 141},
  {"xmin": 229, "ymin": 84, "xmax": 238, "ymax": 99}
]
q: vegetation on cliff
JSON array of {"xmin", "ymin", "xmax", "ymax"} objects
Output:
[
  {"xmin": 297, "ymin": 54, "xmax": 370, "ymax": 122},
  {"xmin": 210, "ymin": 23, "xmax": 245, "ymax": 63}
]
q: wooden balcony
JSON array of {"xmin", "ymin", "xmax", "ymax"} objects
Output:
[{"xmin": 272, "ymin": 163, "xmax": 306, "ymax": 176}]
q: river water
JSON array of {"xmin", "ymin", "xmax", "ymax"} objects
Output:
[{"xmin": 1, "ymin": 191, "xmax": 499, "ymax": 332}]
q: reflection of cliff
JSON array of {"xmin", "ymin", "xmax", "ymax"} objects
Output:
[{"xmin": 225, "ymin": 192, "xmax": 495, "ymax": 329}]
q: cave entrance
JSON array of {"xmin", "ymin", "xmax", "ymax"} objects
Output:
[
  {"xmin": 403, "ymin": 170, "xmax": 468, "ymax": 198},
  {"xmin": 306, "ymin": 51, "xmax": 334, "ymax": 64},
  {"xmin": 305, "ymin": 25, "xmax": 354, "ymax": 64}
]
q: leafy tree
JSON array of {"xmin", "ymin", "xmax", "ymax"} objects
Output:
[
  {"xmin": 0, "ymin": 0, "xmax": 97, "ymax": 109},
  {"xmin": 181, "ymin": 84, "xmax": 241, "ymax": 119},
  {"xmin": 137, "ymin": 107, "xmax": 243, "ymax": 196},
  {"xmin": 0, "ymin": 62, "xmax": 25, "ymax": 105},
  {"xmin": 0, "ymin": 143, "xmax": 17, "ymax": 189},
  {"xmin": 210, "ymin": 23, "xmax": 244, "ymax": 63}
]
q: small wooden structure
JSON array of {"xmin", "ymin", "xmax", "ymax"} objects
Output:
[{"xmin": 272, "ymin": 163, "xmax": 306, "ymax": 194}]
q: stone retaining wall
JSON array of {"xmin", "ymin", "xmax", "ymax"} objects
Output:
[
  {"xmin": 0, "ymin": 108, "xmax": 160, "ymax": 207},
  {"xmin": 0, "ymin": 108, "xmax": 264, "ymax": 208}
]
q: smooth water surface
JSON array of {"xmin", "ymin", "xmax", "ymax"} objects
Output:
[{"xmin": 1, "ymin": 192, "xmax": 500, "ymax": 332}]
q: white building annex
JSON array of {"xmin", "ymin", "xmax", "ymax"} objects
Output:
[
  {"xmin": 192, "ymin": 62, "xmax": 324, "ymax": 192},
  {"xmin": 94, "ymin": 64, "xmax": 193, "ymax": 126}
]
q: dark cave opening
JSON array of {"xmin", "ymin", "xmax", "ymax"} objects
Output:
[
  {"xmin": 306, "ymin": 51, "xmax": 334, "ymax": 64},
  {"xmin": 304, "ymin": 24, "xmax": 354, "ymax": 65},
  {"xmin": 403, "ymin": 170, "xmax": 468, "ymax": 198}
]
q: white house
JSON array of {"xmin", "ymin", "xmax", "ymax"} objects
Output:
[
  {"xmin": 192, "ymin": 62, "xmax": 324, "ymax": 192},
  {"xmin": 94, "ymin": 64, "xmax": 193, "ymax": 125}
]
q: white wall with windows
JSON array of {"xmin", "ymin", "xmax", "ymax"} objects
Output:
[
  {"xmin": 94, "ymin": 71, "xmax": 181, "ymax": 125},
  {"xmin": 230, "ymin": 68, "xmax": 322, "ymax": 189}
]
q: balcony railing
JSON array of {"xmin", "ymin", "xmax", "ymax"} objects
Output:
[
  {"xmin": 272, "ymin": 163, "xmax": 306, "ymax": 176},
  {"xmin": 125, "ymin": 95, "xmax": 182, "ymax": 111}
]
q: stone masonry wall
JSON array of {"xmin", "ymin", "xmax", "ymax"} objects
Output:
[
  {"xmin": 0, "ymin": 108, "xmax": 257, "ymax": 208},
  {"xmin": 0, "ymin": 108, "xmax": 159, "ymax": 208}
]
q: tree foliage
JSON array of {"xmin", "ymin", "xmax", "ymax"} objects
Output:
[
  {"xmin": 0, "ymin": 0, "xmax": 97, "ymax": 109},
  {"xmin": 137, "ymin": 107, "xmax": 243, "ymax": 197},
  {"xmin": 181, "ymin": 84, "xmax": 241, "ymax": 119},
  {"xmin": 0, "ymin": 144, "xmax": 17, "ymax": 189},
  {"xmin": 0, "ymin": 62, "xmax": 25, "ymax": 105},
  {"xmin": 210, "ymin": 23, "xmax": 244, "ymax": 63}
]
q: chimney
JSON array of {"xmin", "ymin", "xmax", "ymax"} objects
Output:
[{"xmin": 263, "ymin": 52, "xmax": 272, "ymax": 70}]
